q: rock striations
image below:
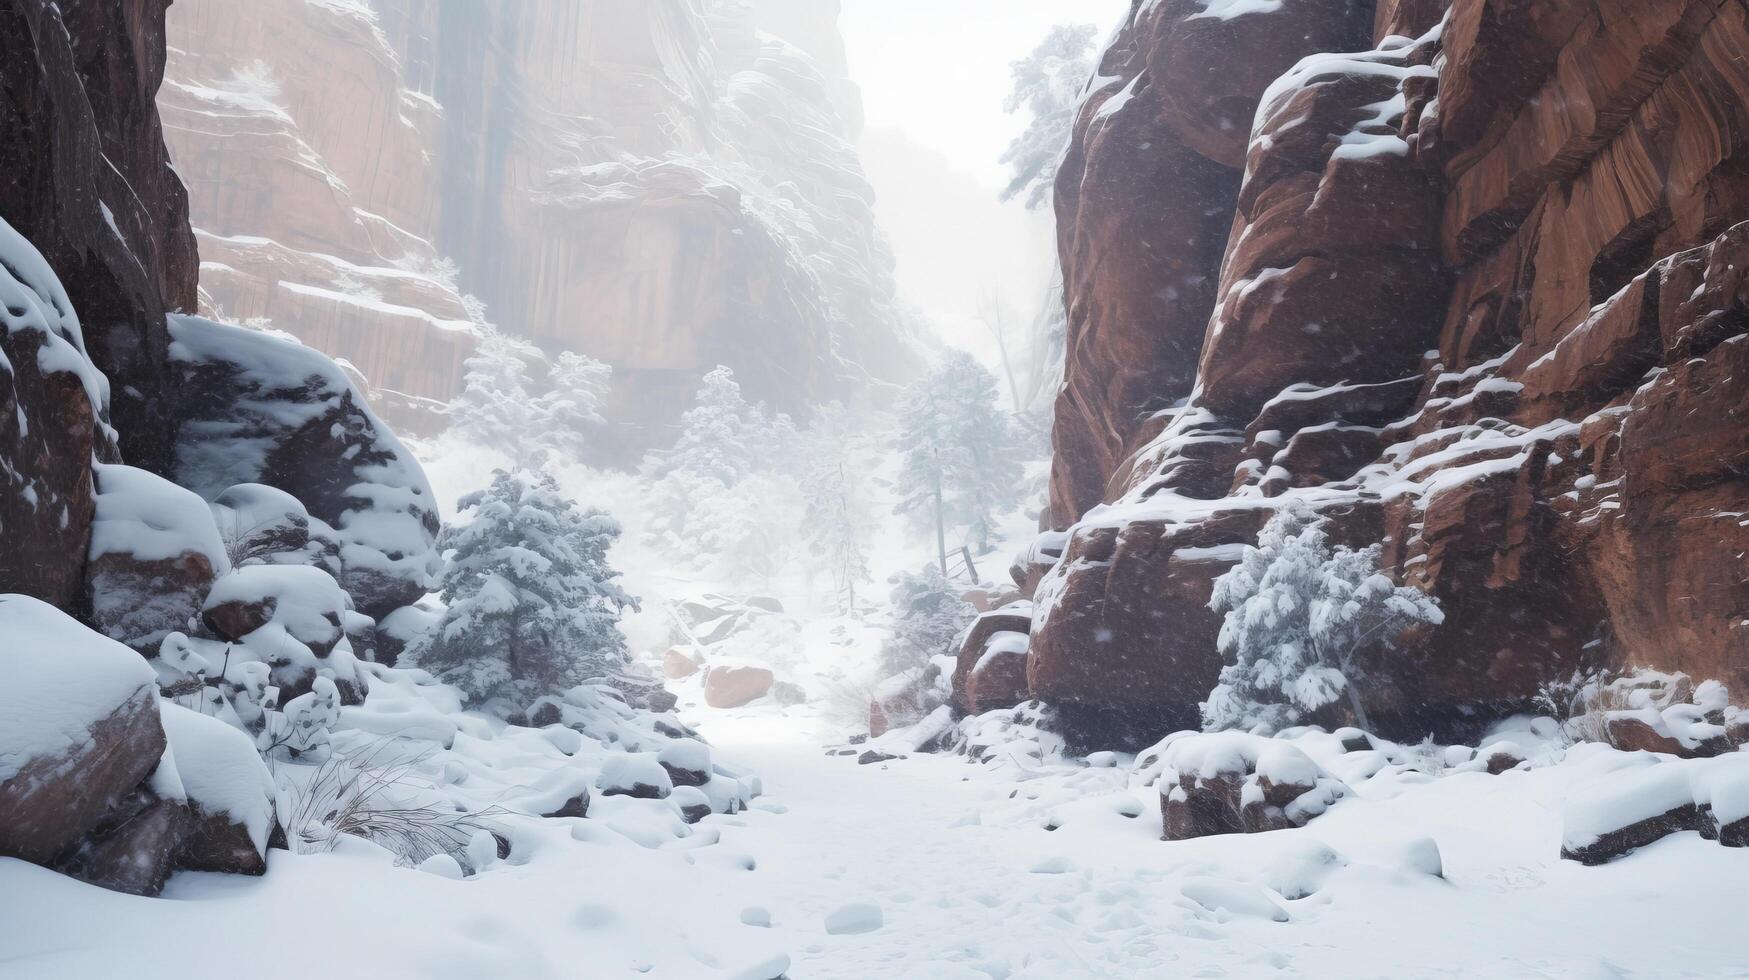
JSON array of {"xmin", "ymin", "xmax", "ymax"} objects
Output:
[
  {"xmin": 158, "ymin": 0, "xmax": 922, "ymax": 452},
  {"xmin": 1022, "ymin": 0, "xmax": 1749, "ymax": 746}
]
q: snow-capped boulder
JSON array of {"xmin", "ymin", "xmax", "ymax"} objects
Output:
[
  {"xmin": 167, "ymin": 314, "xmax": 441, "ymax": 618},
  {"xmin": 658, "ymin": 739, "xmax": 712, "ymax": 788},
  {"xmin": 1152, "ymin": 732, "xmax": 1349, "ymax": 840},
  {"xmin": 86, "ymin": 463, "xmax": 231, "ymax": 652},
  {"xmin": 0, "ymin": 596, "xmax": 166, "ymax": 866},
  {"xmin": 208, "ymin": 482, "xmax": 344, "ymax": 578},
  {"xmin": 159, "ymin": 703, "xmax": 276, "ymax": 875},
  {"xmin": 201, "ymin": 564, "xmax": 361, "ymax": 698},
  {"xmin": 375, "ymin": 601, "xmax": 440, "ymax": 666},
  {"xmin": 598, "ymin": 753, "xmax": 673, "ymax": 800},
  {"xmin": 670, "ymin": 785, "xmax": 712, "ymax": 825},
  {"xmin": 950, "ymin": 606, "xmax": 1033, "ymax": 715},
  {"xmin": 1561, "ymin": 762, "xmax": 1701, "ymax": 866},
  {"xmin": 705, "ymin": 664, "xmax": 775, "ymax": 709}
]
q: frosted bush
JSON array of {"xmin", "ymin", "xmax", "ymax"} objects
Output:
[{"xmin": 1202, "ymin": 501, "xmax": 1443, "ymax": 734}]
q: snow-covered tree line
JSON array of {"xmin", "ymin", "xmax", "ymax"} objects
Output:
[{"xmin": 894, "ymin": 350, "xmax": 1024, "ymax": 568}]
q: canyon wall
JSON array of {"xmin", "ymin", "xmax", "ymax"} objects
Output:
[
  {"xmin": 1033, "ymin": 0, "xmax": 1749, "ymax": 745},
  {"xmin": 160, "ymin": 0, "xmax": 920, "ymax": 450}
]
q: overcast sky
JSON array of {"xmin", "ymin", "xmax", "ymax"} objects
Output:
[{"xmin": 840, "ymin": 0, "xmax": 1127, "ymax": 189}]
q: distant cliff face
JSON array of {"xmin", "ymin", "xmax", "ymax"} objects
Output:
[
  {"xmin": 1038, "ymin": 0, "xmax": 1749, "ymax": 743},
  {"xmin": 160, "ymin": 0, "xmax": 919, "ymax": 450}
]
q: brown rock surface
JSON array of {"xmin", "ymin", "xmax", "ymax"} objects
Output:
[
  {"xmin": 1038, "ymin": 0, "xmax": 1749, "ymax": 744},
  {"xmin": 0, "ymin": 598, "xmax": 167, "ymax": 867},
  {"xmin": 704, "ymin": 665, "xmax": 776, "ymax": 709}
]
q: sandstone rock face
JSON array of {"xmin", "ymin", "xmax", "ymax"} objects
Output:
[
  {"xmin": 160, "ymin": 0, "xmax": 920, "ymax": 454},
  {"xmin": 1039, "ymin": 0, "xmax": 1749, "ymax": 743},
  {"xmin": 0, "ymin": 0, "xmax": 196, "ymax": 474}
]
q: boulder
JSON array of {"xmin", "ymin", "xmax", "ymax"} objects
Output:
[
  {"xmin": 1561, "ymin": 763, "xmax": 1703, "ymax": 866},
  {"xmin": 54, "ymin": 788, "xmax": 190, "ymax": 897},
  {"xmin": 159, "ymin": 703, "xmax": 276, "ymax": 875},
  {"xmin": 0, "ymin": 596, "xmax": 166, "ymax": 866},
  {"xmin": 664, "ymin": 648, "xmax": 702, "ymax": 679},
  {"xmin": 949, "ymin": 607, "xmax": 1033, "ymax": 715},
  {"xmin": 208, "ymin": 483, "xmax": 344, "ymax": 578},
  {"xmin": 658, "ymin": 740, "xmax": 712, "ymax": 788},
  {"xmin": 86, "ymin": 463, "xmax": 231, "ymax": 652},
  {"xmin": 167, "ymin": 315, "xmax": 442, "ymax": 618},
  {"xmin": 598, "ymin": 753, "xmax": 673, "ymax": 800},
  {"xmin": 1151, "ymin": 733, "xmax": 1348, "ymax": 841},
  {"xmin": 704, "ymin": 665, "xmax": 775, "ymax": 709}
]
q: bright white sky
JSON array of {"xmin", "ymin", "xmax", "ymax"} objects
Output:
[
  {"xmin": 840, "ymin": 0, "xmax": 1127, "ymax": 189},
  {"xmin": 837, "ymin": 1, "xmax": 1126, "ymax": 383}
]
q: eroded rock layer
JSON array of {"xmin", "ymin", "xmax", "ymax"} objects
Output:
[
  {"xmin": 1039, "ymin": 0, "xmax": 1749, "ymax": 744},
  {"xmin": 160, "ymin": 0, "xmax": 920, "ymax": 451}
]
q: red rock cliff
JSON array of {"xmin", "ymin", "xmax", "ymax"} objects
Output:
[
  {"xmin": 1038, "ymin": 0, "xmax": 1749, "ymax": 744},
  {"xmin": 160, "ymin": 0, "xmax": 921, "ymax": 452}
]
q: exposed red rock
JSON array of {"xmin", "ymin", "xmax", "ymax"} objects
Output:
[
  {"xmin": 704, "ymin": 665, "xmax": 776, "ymax": 710},
  {"xmin": 1039, "ymin": 0, "xmax": 1749, "ymax": 743}
]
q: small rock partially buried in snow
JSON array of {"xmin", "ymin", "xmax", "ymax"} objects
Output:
[
  {"xmin": 1181, "ymin": 877, "xmax": 1289, "ymax": 922},
  {"xmin": 824, "ymin": 902, "xmax": 883, "ymax": 935},
  {"xmin": 1396, "ymin": 836, "xmax": 1444, "ymax": 878},
  {"xmin": 740, "ymin": 905, "xmax": 772, "ymax": 927},
  {"xmin": 418, "ymin": 853, "xmax": 465, "ymax": 879}
]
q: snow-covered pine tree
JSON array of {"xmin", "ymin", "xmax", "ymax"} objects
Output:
[
  {"xmin": 801, "ymin": 404, "xmax": 873, "ymax": 614},
  {"xmin": 1201, "ymin": 501, "xmax": 1444, "ymax": 734},
  {"xmin": 643, "ymin": 365, "xmax": 799, "ymax": 567},
  {"xmin": 534, "ymin": 351, "xmax": 612, "ymax": 447},
  {"xmin": 449, "ymin": 334, "xmax": 611, "ymax": 469},
  {"xmin": 882, "ymin": 566, "xmax": 976, "ymax": 679},
  {"xmin": 1000, "ymin": 23, "xmax": 1099, "ymax": 210},
  {"xmin": 407, "ymin": 469, "xmax": 636, "ymax": 709},
  {"xmin": 894, "ymin": 350, "xmax": 1024, "ymax": 568}
]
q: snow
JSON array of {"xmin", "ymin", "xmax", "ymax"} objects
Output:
[
  {"xmin": 0, "ymin": 215, "xmax": 112, "ymax": 445},
  {"xmin": 158, "ymin": 702, "xmax": 276, "ymax": 854},
  {"xmin": 8, "ymin": 697, "xmax": 1749, "ymax": 977},
  {"xmin": 0, "ymin": 596, "xmax": 157, "ymax": 783},
  {"xmin": 90, "ymin": 464, "xmax": 230, "ymax": 570},
  {"xmin": 822, "ymin": 902, "xmax": 884, "ymax": 935}
]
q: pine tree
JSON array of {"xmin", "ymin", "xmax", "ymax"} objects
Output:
[
  {"xmin": 1201, "ymin": 502, "xmax": 1444, "ymax": 734},
  {"xmin": 449, "ymin": 334, "xmax": 611, "ymax": 469},
  {"xmin": 801, "ymin": 404, "xmax": 873, "ymax": 614},
  {"xmin": 999, "ymin": 24, "xmax": 1099, "ymax": 210},
  {"xmin": 643, "ymin": 365, "xmax": 798, "ymax": 564},
  {"xmin": 882, "ymin": 567, "xmax": 976, "ymax": 679},
  {"xmin": 894, "ymin": 351, "xmax": 1023, "ymax": 570},
  {"xmin": 408, "ymin": 470, "xmax": 636, "ymax": 708}
]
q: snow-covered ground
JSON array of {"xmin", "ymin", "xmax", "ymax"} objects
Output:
[{"xmin": 6, "ymin": 696, "xmax": 1749, "ymax": 979}]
